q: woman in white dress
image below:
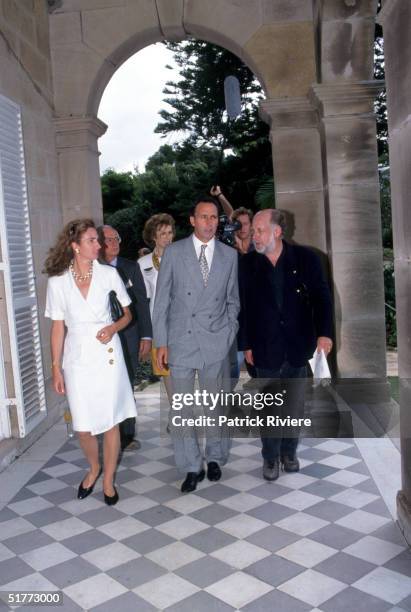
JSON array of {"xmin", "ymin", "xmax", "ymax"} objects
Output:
[
  {"xmin": 138, "ymin": 213, "xmax": 175, "ymax": 398},
  {"xmin": 44, "ymin": 219, "xmax": 136, "ymax": 506}
]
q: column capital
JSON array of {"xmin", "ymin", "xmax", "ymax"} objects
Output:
[
  {"xmin": 259, "ymin": 97, "xmax": 318, "ymax": 129},
  {"xmin": 377, "ymin": 0, "xmax": 401, "ymax": 26},
  {"xmin": 309, "ymin": 81, "xmax": 385, "ymax": 118},
  {"xmin": 54, "ymin": 116, "xmax": 107, "ymax": 153}
]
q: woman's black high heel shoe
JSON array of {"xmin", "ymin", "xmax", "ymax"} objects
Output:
[
  {"xmin": 104, "ymin": 486, "xmax": 119, "ymax": 506},
  {"xmin": 77, "ymin": 468, "xmax": 102, "ymax": 500}
]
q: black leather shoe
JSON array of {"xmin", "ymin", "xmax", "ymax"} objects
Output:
[
  {"xmin": 281, "ymin": 454, "xmax": 300, "ymax": 473},
  {"xmin": 77, "ymin": 468, "xmax": 102, "ymax": 500},
  {"xmin": 263, "ymin": 459, "xmax": 279, "ymax": 481},
  {"xmin": 181, "ymin": 470, "xmax": 205, "ymax": 493},
  {"xmin": 207, "ymin": 461, "xmax": 222, "ymax": 481},
  {"xmin": 104, "ymin": 486, "xmax": 119, "ymax": 506}
]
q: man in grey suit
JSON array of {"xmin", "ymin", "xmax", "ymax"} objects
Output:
[{"xmin": 153, "ymin": 197, "xmax": 240, "ymax": 492}]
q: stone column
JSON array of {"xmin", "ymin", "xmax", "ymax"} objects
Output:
[
  {"xmin": 379, "ymin": 0, "xmax": 411, "ymax": 544},
  {"xmin": 259, "ymin": 98, "xmax": 326, "ymax": 252},
  {"xmin": 54, "ymin": 116, "xmax": 107, "ymax": 224},
  {"xmin": 310, "ymin": 82, "xmax": 387, "ymax": 389}
]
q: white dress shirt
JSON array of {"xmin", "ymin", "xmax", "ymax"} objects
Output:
[{"xmin": 192, "ymin": 234, "xmax": 215, "ymax": 269}]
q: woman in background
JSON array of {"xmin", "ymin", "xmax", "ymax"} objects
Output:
[
  {"xmin": 138, "ymin": 213, "xmax": 175, "ymax": 398},
  {"xmin": 44, "ymin": 218, "xmax": 136, "ymax": 506}
]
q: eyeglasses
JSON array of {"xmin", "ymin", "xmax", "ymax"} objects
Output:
[{"xmin": 105, "ymin": 236, "xmax": 121, "ymax": 244}]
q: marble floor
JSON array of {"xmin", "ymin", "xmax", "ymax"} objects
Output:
[{"xmin": 0, "ymin": 388, "xmax": 410, "ymax": 611}]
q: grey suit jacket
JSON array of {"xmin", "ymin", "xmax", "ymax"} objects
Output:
[{"xmin": 152, "ymin": 235, "xmax": 240, "ymax": 368}]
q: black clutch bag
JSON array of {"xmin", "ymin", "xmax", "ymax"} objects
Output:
[{"xmin": 109, "ymin": 290, "xmax": 124, "ymax": 322}]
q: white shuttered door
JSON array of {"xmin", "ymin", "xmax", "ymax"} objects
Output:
[{"xmin": 0, "ymin": 94, "xmax": 46, "ymax": 437}]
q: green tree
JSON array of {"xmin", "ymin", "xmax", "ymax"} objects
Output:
[
  {"xmin": 101, "ymin": 168, "xmax": 137, "ymax": 215},
  {"xmin": 155, "ymin": 40, "xmax": 273, "ymax": 205}
]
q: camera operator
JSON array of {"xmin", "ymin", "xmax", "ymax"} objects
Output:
[{"xmin": 210, "ymin": 186, "xmax": 256, "ymax": 386}]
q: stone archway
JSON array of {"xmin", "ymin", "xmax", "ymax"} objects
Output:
[{"xmin": 48, "ymin": 0, "xmax": 386, "ymax": 387}]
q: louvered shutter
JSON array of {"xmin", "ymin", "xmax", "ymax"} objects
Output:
[{"xmin": 0, "ymin": 94, "xmax": 46, "ymax": 437}]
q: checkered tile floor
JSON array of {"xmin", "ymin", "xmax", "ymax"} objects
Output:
[{"xmin": 0, "ymin": 391, "xmax": 410, "ymax": 611}]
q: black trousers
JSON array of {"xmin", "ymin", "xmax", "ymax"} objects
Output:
[{"xmin": 119, "ymin": 339, "xmax": 137, "ymax": 449}]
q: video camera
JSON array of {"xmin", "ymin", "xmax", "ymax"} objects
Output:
[{"xmin": 216, "ymin": 214, "xmax": 242, "ymax": 247}]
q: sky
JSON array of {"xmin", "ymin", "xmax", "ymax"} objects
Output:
[{"xmin": 98, "ymin": 43, "xmax": 180, "ymax": 174}]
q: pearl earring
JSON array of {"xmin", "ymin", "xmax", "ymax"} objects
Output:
[{"xmin": 75, "ymin": 248, "xmax": 80, "ymax": 254}]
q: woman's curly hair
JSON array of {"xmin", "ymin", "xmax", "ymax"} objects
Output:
[
  {"xmin": 43, "ymin": 218, "xmax": 95, "ymax": 277},
  {"xmin": 143, "ymin": 213, "xmax": 175, "ymax": 248}
]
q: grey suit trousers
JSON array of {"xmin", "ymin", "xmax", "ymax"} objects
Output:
[{"xmin": 169, "ymin": 357, "xmax": 232, "ymax": 473}]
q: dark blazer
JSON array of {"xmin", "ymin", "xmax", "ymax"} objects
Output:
[
  {"xmin": 115, "ymin": 257, "xmax": 152, "ymax": 377},
  {"xmin": 238, "ymin": 241, "xmax": 333, "ymax": 369}
]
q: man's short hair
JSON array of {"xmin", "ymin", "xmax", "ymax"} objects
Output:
[
  {"xmin": 190, "ymin": 196, "xmax": 219, "ymax": 217},
  {"xmin": 232, "ymin": 207, "xmax": 253, "ymax": 223},
  {"xmin": 269, "ymin": 209, "xmax": 287, "ymax": 235},
  {"xmin": 96, "ymin": 224, "xmax": 117, "ymax": 247}
]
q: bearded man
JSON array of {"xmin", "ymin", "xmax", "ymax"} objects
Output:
[{"xmin": 238, "ymin": 209, "xmax": 333, "ymax": 481}]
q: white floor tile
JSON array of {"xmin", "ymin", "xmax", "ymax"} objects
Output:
[
  {"xmin": 163, "ymin": 495, "xmax": 212, "ymax": 515},
  {"xmin": 42, "ymin": 463, "xmax": 81, "ymax": 478},
  {"xmin": 278, "ymin": 569, "xmax": 346, "ymax": 607},
  {"xmin": 81, "ymin": 542, "xmax": 140, "ymax": 571},
  {"xmin": 114, "ymin": 494, "xmax": 158, "ymax": 515},
  {"xmin": 1, "ymin": 572, "xmax": 58, "ymax": 592},
  {"xmin": 343, "ymin": 535, "xmax": 405, "ymax": 565},
  {"xmin": 0, "ymin": 543, "xmax": 15, "ymax": 562},
  {"xmin": 8, "ymin": 496, "xmax": 53, "ymax": 516},
  {"xmin": 276, "ymin": 537, "xmax": 338, "ymax": 568},
  {"xmin": 134, "ymin": 573, "xmax": 199, "ymax": 609},
  {"xmin": 41, "ymin": 517, "xmax": 91, "ymax": 541},
  {"xmin": 97, "ymin": 516, "xmax": 150, "ymax": 540},
  {"xmin": 324, "ymin": 470, "xmax": 369, "ymax": 487},
  {"xmin": 0, "ymin": 517, "xmax": 35, "ymax": 541},
  {"xmin": 218, "ymin": 492, "xmax": 266, "ymax": 512},
  {"xmin": 134, "ymin": 461, "xmax": 171, "ymax": 476},
  {"xmin": 315, "ymin": 441, "xmax": 354, "ymax": 453},
  {"xmin": 27, "ymin": 479, "xmax": 68, "ymax": 496},
  {"xmin": 274, "ymin": 512, "xmax": 329, "ymax": 536},
  {"xmin": 59, "ymin": 496, "xmax": 104, "ymax": 516},
  {"xmin": 329, "ymin": 488, "xmax": 379, "ymax": 509},
  {"xmin": 21, "ymin": 542, "xmax": 76, "ymax": 571},
  {"xmin": 275, "ymin": 490, "xmax": 324, "ymax": 511},
  {"xmin": 211, "ymin": 539, "xmax": 270, "ymax": 569},
  {"xmin": 156, "ymin": 516, "xmax": 208, "ymax": 539},
  {"xmin": 146, "ymin": 541, "xmax": 204, "ymax": 571},
  {"xmin": 215, "ymin": 513, "xmax": 268, "ymax": 539},
  {"xmin": 353, "ymin": 567, "xmax": 411, "ymax": 604},
  {"xmin": 223, "ymin": 474, "xmax": 263, "ymax": 491},
  {"xmin": 230, "ymin": 445, "xmax": 261, "ymax": 457},
  {"xmin": 277, "ymin": 473, "xmax": 317, "ymax": 490},
  {"xmin": 336, "ymin": 509, "xmax": 390, "ymax": 534},
  {"xmin": 205, "ymin": 571, "xmax": 273, "ymax": 608},
  {"xmin": 122, "ymin": 476, "xmax": 163, "ymax": 494},
  {"xmin": 318, "ymin": 454, "xmax": 361, "ymax": 469},
  {"xmin": 64, "ymin": 573, "xmax": 127, "ymax": 609}
]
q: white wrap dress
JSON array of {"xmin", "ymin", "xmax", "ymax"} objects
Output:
[{"xmin": 45, "ymin": 261, "xmax": 137, "ymax": 435}]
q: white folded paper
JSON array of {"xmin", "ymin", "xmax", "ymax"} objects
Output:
[{"xmin": 308, "ymin": 349, "xmax": 331, "ymax": 386}]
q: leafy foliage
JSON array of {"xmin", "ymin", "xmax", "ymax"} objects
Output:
[
  {"xmin": 375, "ymin": 2, "xmax": 387, "ymax": 157},
  {"xmin": 155, "ymin": 40, "xmax": 265, "ymax": 150}
]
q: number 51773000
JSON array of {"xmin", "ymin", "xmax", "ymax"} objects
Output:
[{"xmin": 1, "ymin": 591, "xmax": 63, "ymax": 606}]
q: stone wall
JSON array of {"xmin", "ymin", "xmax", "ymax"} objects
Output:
[{"xmin": 0, "ymin": 0, "xmax": 63, "ymax": 434}]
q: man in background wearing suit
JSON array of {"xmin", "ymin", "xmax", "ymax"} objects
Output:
[
  {"xmin": 98, "ymin": 225, "xmax": 152, "ymax": 451},
  {"xmin": 153, "ymin": 197, "xmax": 240, "ymax": 493},
  {"xmin": 238, "ymin": 209, "xmax": 333, "ymax": 481}
]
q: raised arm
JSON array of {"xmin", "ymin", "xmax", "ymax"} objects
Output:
[{"xmin": 210, "ymin": 186, "xmax": 234, "ymax": 220}]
